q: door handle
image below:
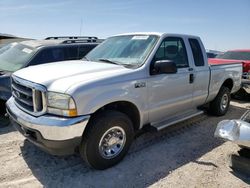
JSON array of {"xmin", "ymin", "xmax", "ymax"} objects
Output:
[{"xmin": 190, "ymin": 73, "xmax": 194, "ymax": 83}]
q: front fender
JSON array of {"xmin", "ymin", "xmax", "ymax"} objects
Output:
[{"xmin": 71, "ymin": 81, "xmax": 148, "ymax": 127}]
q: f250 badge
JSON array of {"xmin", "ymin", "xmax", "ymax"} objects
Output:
[{"xmin": 135, "ymin": 82, "xmax": 146, "ymax": 88}]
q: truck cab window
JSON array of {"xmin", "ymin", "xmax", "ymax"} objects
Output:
[
  {"xmin": 65, "ymin": 46, "xmax": 78, "ymax": 60},
  {"xmin": 154, "ymin": 37, "xmax": 189, "ymax": 68},
  {"xmin": 189, "ymin": 39, "xmax": 204, "ymax": 66}
]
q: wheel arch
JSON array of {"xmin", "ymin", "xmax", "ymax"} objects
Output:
[
  {"xmin": 88, "ymin": 101, "xmax": 141, "ymax": 131},
  {"xmin": 221, "ymin": 78, "xmax": 234, "ymax": 91}
]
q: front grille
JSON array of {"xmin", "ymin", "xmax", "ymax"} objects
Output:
[{"xmin": 12, "ymin": 76, "xmax": 46, "ymax": 116}]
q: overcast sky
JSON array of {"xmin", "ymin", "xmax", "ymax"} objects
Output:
[{"xmin": 0, "ymin": 0, "xmax": 249, "ymax": 51}]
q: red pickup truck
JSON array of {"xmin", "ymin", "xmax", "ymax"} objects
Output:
[{"xmin": 209, "ymin": 49, "xmax": 250, "ymax": 94}]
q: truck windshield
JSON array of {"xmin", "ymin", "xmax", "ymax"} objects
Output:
[
  {"xmin": 0, "ymin": 43, "xmax": 37, "ymax": 72},
  {"xmin": 85, "ymin": 35, "xmax": 159, "ymax": 67},
  {"xmin": 216, "ymin": 51, "xmax": 250, "ymax": 61}
]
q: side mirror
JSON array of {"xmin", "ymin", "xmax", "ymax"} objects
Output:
[{"xmin": 152, "ymin": 60, "xmax": 177, "ymax": 74}]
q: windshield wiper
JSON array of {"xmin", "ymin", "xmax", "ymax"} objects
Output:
[
  {"xmin": 98, "ymin": 58, "xmax": 120, "ymax": 65},
  {"xmin": 98, "ymin": 58, "xmax": 138, "ymax": 69},
  {"xmin": 120, "ymin": 63, "xmax": 138, "ymax": 68}
]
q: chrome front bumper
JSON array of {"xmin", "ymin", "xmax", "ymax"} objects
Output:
[
  {"xmin": 6, "ymin": 97, "xmax": 90, "ymax": 141},
  {"xmin": 214, "ymin": 110, "xmax": 250, "ymax": 148}
]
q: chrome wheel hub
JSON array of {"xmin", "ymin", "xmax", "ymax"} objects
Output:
[
  {"xmin": 220, "ymin": 94, "xmax": 229, "ymax": 111},
  {"xmin": 99, "ymin": 126, "xmax": 126, "ymax": 159}
]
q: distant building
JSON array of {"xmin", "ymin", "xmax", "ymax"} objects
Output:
[{"xmin": 0, "ymin": 33, "xmax": 32, "ymax": 47}]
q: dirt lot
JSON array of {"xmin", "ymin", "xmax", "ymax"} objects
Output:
[{"xmin": 0, "ymin": 100, "xmax": 249, "ymax": 188}]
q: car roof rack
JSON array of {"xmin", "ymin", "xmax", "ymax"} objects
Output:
[
  {"xmin": 45, "ymin": 36, "xmax": 98, "ymax": 40},
  {"xmin": 45, "ymin": 36, "xmax": 102, "ymax": 44},
  {"xmin": 62, "ymin": 39, "xmax": 104, "ymax": 44}
]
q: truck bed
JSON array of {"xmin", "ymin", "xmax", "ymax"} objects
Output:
[{"xmin": 206, "ymin": 62, "xmax": 242, "ymax": 103}]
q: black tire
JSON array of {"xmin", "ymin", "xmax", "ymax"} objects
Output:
[
  {"xmin": 80, "ymin": 110, "xmax": 134, "ymax": 170},
  {"xmin": 209, "ymin": 86, "xmax": 231, "ymax": 116}
]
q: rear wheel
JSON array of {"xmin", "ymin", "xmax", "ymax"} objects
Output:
[
  {"xmin": 80, "ymin": 110, "xmax": 134, "ymax": 170},
  {"xmin": 209, "ymin": 86, "xmax": 231, "ymax": 116}
]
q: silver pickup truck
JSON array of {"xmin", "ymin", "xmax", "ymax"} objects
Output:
[{"xmin": 6, "ymin": 33, "xmax": 242, "ymax": 169}]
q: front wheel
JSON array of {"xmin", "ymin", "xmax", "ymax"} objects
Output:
[
  {"xmin": 209, "ymin": 86, "xmax": 231, "ymax": 116},
  {"xmin": 80, "ymin": 110, "xmax": 134, "ymax": 170}
]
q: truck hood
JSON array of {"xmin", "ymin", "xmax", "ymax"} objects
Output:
[{"xmin": 13, "ymin": 60, "xmax": 133, "ymax": 93}]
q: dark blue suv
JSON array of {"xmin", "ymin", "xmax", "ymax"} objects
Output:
[{"xmin": 0, "ymin": 36, "xmax": 103, "ymax": 113}]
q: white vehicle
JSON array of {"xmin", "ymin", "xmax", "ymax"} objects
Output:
[{"xmin": 6, "ymin": 32, "xmax": 242, "ymax": 169}]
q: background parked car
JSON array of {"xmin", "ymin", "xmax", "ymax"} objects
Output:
[
  {"xmin": 210, "ymin": 50, "xmax": 250, "ymax": 74},
  {"xmin": 214, "ymin": 110, "xmax": 250, "ymax": 176},
  {"xmin": 206, "ymin": 52, "xmax": 217, "ymax": 58},
  {"xmin": 206, "ymin": 50, "xmax": 223, "ymax": 58},
  {"xmin": 0, "ymin": 33, "xmax": 32, "ymax": 48},
  {"xmin": 215, "ymin": 110, "xmax": 250, "ymax": 149},
  {"xmin": 0, "ymin": 36, "xmax": 103, "ymax": 113}
]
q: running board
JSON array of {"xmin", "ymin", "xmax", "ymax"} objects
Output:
[{"xmin": 151, "ymin": 110, "xmax": 204, "ymax": 131}]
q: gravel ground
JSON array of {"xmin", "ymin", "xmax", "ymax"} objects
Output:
[{"xmin": 0, "ymin": 100, "xmax": 249, "ymax": 188}]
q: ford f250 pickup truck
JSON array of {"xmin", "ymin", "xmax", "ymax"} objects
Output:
[{"xmin": 6, "ymin": 33, "xmax": 242, "ymax": 169}]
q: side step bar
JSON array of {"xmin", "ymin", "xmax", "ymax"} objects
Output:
[{"xmin": 152, "ymin": 110, "xmax": 204, "ymax": 131}]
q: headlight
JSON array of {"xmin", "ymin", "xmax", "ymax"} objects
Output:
[{"xmin": 47, "ymin": 92, "xmax": 77, "ymax": 117}]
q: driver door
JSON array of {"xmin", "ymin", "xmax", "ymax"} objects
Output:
[{"xmin": 148, "ymin": 37, "xmax": 194, "ymax": 123}]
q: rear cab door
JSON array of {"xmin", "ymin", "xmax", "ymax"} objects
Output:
[{"xmin": 187, "ymin": 37, "xmax": 210, "ymax": 107}]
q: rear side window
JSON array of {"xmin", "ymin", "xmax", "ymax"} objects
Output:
[
  {"xmin": 154, "ymin": 37, "xmax": 189, "ymax": 68},
  {"xmin": 30, "ymin": 48, "xmax": 64, "ymax": 65},
  {"xmin": 64, "ymin": 46, "xmax": 79, "ymax": 60},
  {"xmin": 189, "ymin": 39, "xmax": 204, "ymax": 66},
  {"xmin": 78, "ymin": 45, "xmax": 96, "ymax": 58}
]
